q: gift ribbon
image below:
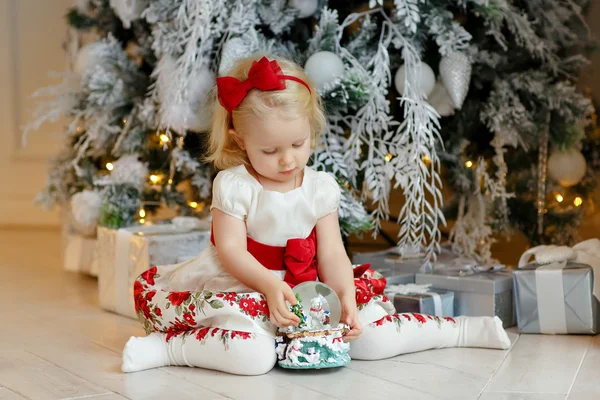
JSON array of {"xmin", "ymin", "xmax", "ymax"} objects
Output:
[
  {"xmin": 534, "ymin": 260, "xmax": 568, "ymax": 334},
  {"xmin": 115, "ymin": 229, "xmax": 133, "ymax": 316},
  {"xmin": 385, "ymin": 283, "xmax": 443, "ymax": 317}
]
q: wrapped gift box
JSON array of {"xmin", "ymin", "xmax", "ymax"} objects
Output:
[
  {"xmin": 352, "ymin": 245, "xmax": 464, "ymax": 282},
  {"xmin": 384, "ymin": 282, "xmax": 454, "ymax": 317},
  {"xmin": 97, "ymin": 223, "xmax": 210, "ymax": 318},
  {"xmin": 514, "ymin": 262, "xmax": 600, "ymax": 334},
  {"xmin": 62, "ymin": 233, "xmax": 99, "ymax": 276},
  {"xmin": 416, "ymin": 268, "xmax": 516, "ymax": 327}
]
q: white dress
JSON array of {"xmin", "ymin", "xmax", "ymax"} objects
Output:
[{"xmin": 130, "ymin": 165, "xmax": 393, "ymax": 339}]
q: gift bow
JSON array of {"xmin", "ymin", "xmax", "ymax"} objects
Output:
[
  {"xmin": 385, "ymin": 283, "xmax": 433, "ymax": 295},
  {"xmin": 283, "ymin": 233, "xmax": 318, "ymax": 287},
  {"xmin": 216, "ymin": 56, "xmax": 311, "ymax": 113}
]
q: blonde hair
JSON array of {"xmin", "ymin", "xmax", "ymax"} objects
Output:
[{"xmin": 206, "ymin": 55, "xmax": 327, "ymax": 170}]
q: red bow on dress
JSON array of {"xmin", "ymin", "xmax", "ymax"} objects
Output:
[
  {"xmin": 216, "ymin": 56, "xmax": 311, "ymax": 114},
  {"xmin": 283, "ymin": 231, "xmax": 318, "ymax": 287}
]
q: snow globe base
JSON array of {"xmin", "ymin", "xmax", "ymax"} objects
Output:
[{"xmin": 275, "ymin": 326, "xmax": 351, "ymax": 370}]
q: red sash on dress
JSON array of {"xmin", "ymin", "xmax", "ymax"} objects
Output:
[{"xmin": 210, "ymin": 227, "xmax": 318, "ymax": 287}]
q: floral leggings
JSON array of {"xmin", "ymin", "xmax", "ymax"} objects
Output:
[{"xmin": 123, "ymin": 266, "xmax": 510, "ymax": 375}]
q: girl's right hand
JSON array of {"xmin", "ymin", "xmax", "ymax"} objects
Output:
[{"xmin": 264, "ymin": 280, "xmax": 300, "ymax": 328}]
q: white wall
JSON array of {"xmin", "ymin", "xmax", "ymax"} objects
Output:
[{"xmin": 0, "ymin": 0, "xmax": 74, "ymax": 226}]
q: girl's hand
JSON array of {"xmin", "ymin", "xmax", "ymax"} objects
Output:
[
  {"xmin": 340, "ymin": 294, "xmax": 362, "ymax": 342},
  {"xmin": 264, "ymin": 280, "xmax": 301, "ymax": 329}
]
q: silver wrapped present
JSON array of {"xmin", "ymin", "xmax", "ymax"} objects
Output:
[
  {"xmin": 97, "ymin": 222, "xmax": 210, "ymax": 318},
  {"xmin": 416, "ymin": 268, "xmax": 515, "ymax": 327},
  {"xmin": 352, "ymin": 245, "xmax": 462, "ymax": 282},
  {"xmin": 384, "ymin": 283, "xmax": 454, "ymax": 317},
  {"xmin": 514, "ymin": 262, "xmax": 600, "ymax": 334}
]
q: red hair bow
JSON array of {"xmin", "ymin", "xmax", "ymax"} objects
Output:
[{"xmin": 216, "ymin": 56, "xmax": 311, "ymax": 114}]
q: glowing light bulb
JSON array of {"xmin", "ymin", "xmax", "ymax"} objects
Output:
[
  {"xmin": 159, "ymin": 134, "xmax": 170, "ymax": 145},
  {"xmin": 384, "ymin": 153, "xmax": 393, "ymax": 162},
  {"xmin": 555, "ymin": 194, "xmax": 564, "ymax": 203},
  {"xmin": 106, "ymin": 162, "xmax": 114, "ymax": 171},
  {"xmin": 574, "ymin": 197, "xmax": 583, "ymax": 207},
  {"xmin": 139, "ymin": 209, "xmax": 146, "ymax": 218},
  {"xmin": 149, "ymin": 174, "xmax": 160, "ymax": 184},
  {"xmin": 189, "ymin": 201, "xmax": 198, "ymax": 209},
  {"xmin": 465, "ymin": 160, "xmax": 473, "ymax": 168}
]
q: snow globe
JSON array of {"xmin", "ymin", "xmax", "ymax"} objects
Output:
[{"xmin": 275, "ymin": 281, "xmax": 351, "ymax": 369}]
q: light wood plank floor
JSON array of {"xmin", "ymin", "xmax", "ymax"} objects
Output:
[{"xmin": 1, "ymin": 228, "xmax": 599, "ymax": 400}]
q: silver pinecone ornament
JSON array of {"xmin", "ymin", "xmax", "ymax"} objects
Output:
[{"xmin": 439, "ymin": 52, "xmax": 472, "ymax": 110}]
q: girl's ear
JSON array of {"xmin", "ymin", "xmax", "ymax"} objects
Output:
[{"xmin": 229, "ymin": 129, "xmax": 245, "ymax": 150}]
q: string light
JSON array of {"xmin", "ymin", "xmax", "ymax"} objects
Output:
[
  {"xmin": 122, "ymin": 118, "xmax": 127, "ymax": 125},
  {"xmin": 139, "ymin": 209, "xmax": 146, "ymax": 218},
  {"xmin": 149, "ymin": 174, "xmax": 160, "ymax": 184},
  {"xmin": 139, "ymin": 218, "xmax": 145, "ymax": 224},
  {"xmin": 168, "ymin": 178, "xmax": 173, "ymax": 185},
  {"xmin": 384, "ymin": 153, "xmax": 393, "ymax": 162},
  {"xmin": 159, "ymin": 134, "xmax": 170, "ymax": 145},
  {"xmin": 465, "ymin": 160, "xmax": 473, "ymax": 168},
  {"xmin": 574, "ymin": 197, "xmax": 583, "ymax": 207},
  {"xmin": 189, "ymin": 201, "xmax": 198, "ymax": 209},
  {"xmin": 423, "ymin": 155, "xmax": 431, "ymax": 164},
  {"xmin": 555, "ymin": 194, "xmax": 564, "ymax": 203},
  {"xmin": 105, "ymin": 162, "xmax": 114, "ymax": 171}
]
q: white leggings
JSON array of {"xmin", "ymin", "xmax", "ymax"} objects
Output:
[{"xmin": 122, "ymin": 312, "xmax": 510, "ymax": 375}]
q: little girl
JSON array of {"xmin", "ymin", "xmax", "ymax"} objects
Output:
[{"xmin": 122, "ymin": 55, "xmax": 510, "ymax": 375}]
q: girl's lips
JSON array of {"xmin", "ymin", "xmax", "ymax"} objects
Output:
[{"xmin": 280, "ymin": 168, "xmax": 295, "ymax": 175}]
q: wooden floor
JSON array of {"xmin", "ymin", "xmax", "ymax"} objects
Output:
[{"xmin": 1, "ymin": 228, "xmax": 599, "ymax": 400}]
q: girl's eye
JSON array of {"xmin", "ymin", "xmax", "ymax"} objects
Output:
[
  {"xmin": 292, "ymin": 140, "xmax": 305, "ymax": 148},
  {"xmin": 262, "ymin": 150, "xmax": 277, "ymax": 155}
]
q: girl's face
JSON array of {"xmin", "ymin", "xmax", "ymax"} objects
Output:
[{"xmin": 232, "ymin": 112, "xmax": 312, "ymax": 185}]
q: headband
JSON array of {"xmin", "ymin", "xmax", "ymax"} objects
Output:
[{"xmin": 216, "ymin": 56, "xmax": 311, "ymax": 114}]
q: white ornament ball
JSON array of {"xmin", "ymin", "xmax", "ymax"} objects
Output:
[
  {"xmin": 75, "ymin": 0, "xmax": 91, "ymax": 12},
  {"xmin": 548, "ymin": 149, "xmax": 587, "ymax": 187},
  {"xmin": 70, "ymin": 189, "xmax": 102, "ymax": 236},
  {"xmin": 304, "ymin": 51, "xmax": 345, "ymax": 90},
  {"xmin": 73, "ymin": 42, "xmax": 104, "ymax": 75},
  {"xmin": 110, "ymin": 154, "xmax": 149, "ymax": 190},
  {"xmin": 109, "ymin": 0, "xmax": 149, "ymax": 29},
  {"xmin": 291, "ymin": 0, "xmax": 319, "ymax": 18},
  {"xmin": 169, "ymin": 67, "xmax": 215, "ymax": 132},
  {"xmin": 394, "ymin": 62, "xmax": 436, "ymax": 97},
  {"xmin": 428, "ymin": 80, "xmax": 455, "ymax": 117}
]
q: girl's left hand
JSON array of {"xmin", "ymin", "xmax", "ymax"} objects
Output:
[{"xmin": 340, "ymin": 295, "xmax": 362, "ymax": 342}]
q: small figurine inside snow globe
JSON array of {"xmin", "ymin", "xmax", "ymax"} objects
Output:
[{"xmin": 275, "ymin": 282, "xmax": 351, "ymax": 369}]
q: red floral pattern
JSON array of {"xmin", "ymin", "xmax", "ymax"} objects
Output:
[
  {"xmin": 168, "ymin": 291, "xmax": 191, "ymax": 306},
  {"xmin": 134, "ymin": 263, "xmax": 395, "ymax": 350},
  {"xmin": 141, "ymin": 266, "xmax": 158, "ymax": 285}
]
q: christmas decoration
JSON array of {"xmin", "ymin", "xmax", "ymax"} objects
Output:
[
  {"xmin": 304, "ymin": 51, "xmax": 345, "ymax": 90},
  {"xmin": 69, "ymin": 189, "xmax": 103, "ymax": 236},
  {"xmin": 73, "ymin": 42, "xmax": 104, "ymax": 75},
  {"xmin": 428, "ymin": 80, "xmax": 454, "ymax": 116},
  {"xmin": 156, "ymin": 57, "xmax": 215, "ymax": 133},
  {"xmin": 104, "ymin": 154, "xmax": 148, "ymax": 190},
  {"xmin": 291, "ymin": 0, "xmax": 320, "ymax": 18},
  {"xmin": 275, "ymin": 281, "xmax": 350, "ymax": 369},
  {"xmin": 548, "ymin": 148, "xmax": 587, "ymax": 187},
  {"xmin": 394, "ymin": 62, "xmax": 435, "ymax": 98},
  {"xmin": 438, "ymin": 52, "xmax": 471, "ymax": 109},
  {"xmin": 109, "ymin": 0, "xmax": 149, "ymax": 29}
]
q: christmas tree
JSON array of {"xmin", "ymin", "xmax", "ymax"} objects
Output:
[{"xmin": 27, "ymin": 0, "xmax": 598, "ymax": 264}]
